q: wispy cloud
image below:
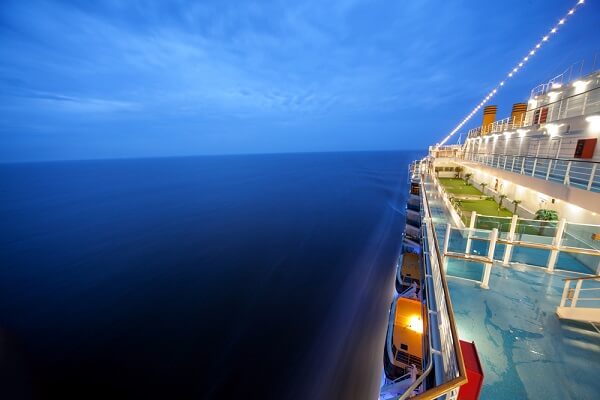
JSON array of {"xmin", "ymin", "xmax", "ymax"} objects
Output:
[{"xmin": 1, "ymin": 0, "xmax": 599, "ymax": 160}]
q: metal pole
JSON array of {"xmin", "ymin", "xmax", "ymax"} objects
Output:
[
  {"xmin": 559, "ymin": 281, "xmax": 569, "ymax": 307},
  {"xmin": 564, "ymin": 161, "xmax": 571, "ymax": 185},
  {"xmin": 465, "ymin": 211, "xmax": 476, "ymax": 254},
  {"xmin": 547, "ymin": 218, "xmax": 567, "ymax": 273},
  {"xmin": 587, "ymin": 164, "xmax": 597, "ymax": 191},
  {"xmin": 572, "ymin": 280, "xmax": 583, "ymax": 307},
  {"xmin": 503, "ymin": 214, "xmax": 519, "ymax": 266},
  {"xmin": 481, "ymin": 228, "xmax": 498, "ymax": 289},
  {"xmin": 443, "ymin": 223, "xmax": 451, "ymax": 262}
]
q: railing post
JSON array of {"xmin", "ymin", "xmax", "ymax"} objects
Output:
[
  {"xmin": 587, "ymin": 163, "xmax": 597, "ymax": 191},
  {"xmin": 488, "ymin": 228, "xmax": 498, "ymax": 261},
  {"xmin": 532, "ymin": 159, "xmax": 537, "ymax": 176},
  {"xmin": 521, "ymin": 158, "xmax": 525, "ymax": 174},
  {"xmin": 465, "ymin": 211, "xmax": 476, "ymax": 254},
  {"xmin": 481, "ymin": 228, "xmax": 498, "ymax": 289},
  {"xmin": 559, "ymin": 281, "xmax": 570, "ymax": 307},
  {"xmin": 511, "ymin": 157, "xmax": 516, "ymax": 172},
  {"xmin": 564, "ymin": 161, "xmax": 571, "ymax": 185},
  {"xmin": 502, "ymin": 214, "xmax": 519, "ymax": 266},
  {"xmin": 572, "ymin": 280, "xmax": 583, "ymax": 307},
  {"xmin": 546, "ymin": 159, "xmax": 553, "ymax": 181},
  {"xmin": 443, "ymin": 223, "xmax": 451, "ymax": 261},
  {"xmin": 547, "ymin": 218, "xmax": 567, "ymax": 273}
]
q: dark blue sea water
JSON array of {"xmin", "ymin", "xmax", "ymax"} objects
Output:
[{"xmin": 0, "ymin": 151, "xmax": 422, "ymax": 400}]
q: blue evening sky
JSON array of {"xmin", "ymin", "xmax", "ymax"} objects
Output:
[{"xmin": 0, "ymin": 0, "xmax": 599, "ymax": 161}]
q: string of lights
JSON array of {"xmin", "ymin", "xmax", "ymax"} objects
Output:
[{"xmin": 437, "ymin": 0, "xmax": 586, "ymax": 147}]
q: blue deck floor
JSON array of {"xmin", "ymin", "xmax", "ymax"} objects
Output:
[
  {"xmin": 449, "ymin": 267, "xmax": 600, "ymax": 400},
  {"xmin": 423, "ymin": 179, "xmax": 600, "ymax": 399}
]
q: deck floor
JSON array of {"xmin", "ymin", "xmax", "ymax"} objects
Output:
[
  {"xmin": 449, "ymin": 266, "xmax": 600, "ymax": 400},
  {"xmin": 424, "ymin": 178, "xmax": 600, "ymax": 399}
]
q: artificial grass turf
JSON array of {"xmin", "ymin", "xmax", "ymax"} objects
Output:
[
  {"xmin": 438, "ymin": 178, "xmax": 483, "ymax": 196},
  {"xmin": 458, "ymin": 199, "xmax": 513, "ymax": 217}
]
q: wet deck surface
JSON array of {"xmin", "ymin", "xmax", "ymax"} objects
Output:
[
  {"xmin": 424, "ymin": 178, "xmax": 600, "ymax": 399},
  {"xmin": 449, "ymin": 266, "xmax": 600, "ymax": 400}
]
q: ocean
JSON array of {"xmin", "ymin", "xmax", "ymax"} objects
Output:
[{"xmin": 0, "ymin": 151, "xmax": 423, "ymax": 399}]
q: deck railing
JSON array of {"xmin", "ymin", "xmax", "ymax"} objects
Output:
[
  {"xmin": 428, "ymin": 174, "xmax": 600, "ymax": 275},
  {"xmin": 463, "ymin": 152, "xmax": 600, "ymax": 193},
  {"xmin": 467, "ymin": 85, "xmax": 600, "ymax": 138},
  {"xmin": 406, "ymin": 174, "xmax": 467, "ymax": 400},
  {"xmin": 557, "ymin": 275, "xmax": 600, "ymax": 324},
  {"xmin": 383, "ymin": 170, "xmax": 468, "ymax": 400}
]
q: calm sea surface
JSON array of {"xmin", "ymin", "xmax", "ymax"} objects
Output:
[{"xmin": 0, "ymin": 151, "xmax": 422, "ymax": 399}]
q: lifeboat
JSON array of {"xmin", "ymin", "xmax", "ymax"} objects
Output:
[
  {"xmin": 383, "ymin": 295, "xmax": 427, "ymax": 381},
  {"xmin": 395, "ymin": 251, "xmax": 422, "ymax": 294}
]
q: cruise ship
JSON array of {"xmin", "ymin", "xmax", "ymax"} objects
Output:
[{"xmin": 379, "ymin": 62, "xmax": 600, "ymax": 399}]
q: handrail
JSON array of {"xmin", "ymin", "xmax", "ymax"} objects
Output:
[
  {"xmin": 465, "ymin": 152, "xmax": 600, "ymax": 165},
  {"xmin": 401, "ymin": 173, "xmax": 467, "ymax": 399},
  {"xmin": 563, "ymin": 275, "xmax": 600, "ymax": 282},
  {"xmin": 525, "ymin": 84, "xmax": 599, "ymax": 116},
  {"xmin": 384, "ymin": 288, "xmax": 434, "ymax": 399},
  {"xmin": 467, "ymin": 84, "xmax": 600, "ymax": 137}
]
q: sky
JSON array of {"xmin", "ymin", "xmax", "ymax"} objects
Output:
[{"xmin": 0, "ymin": 0, "xmax": 599, "ymax": 162}]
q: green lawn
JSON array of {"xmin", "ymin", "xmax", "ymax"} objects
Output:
[
  {"xmin": 458, "ymin": 199, "xmax": 513, "ymax": 217},
  {"xmin": 438, "ymin": 178, "xmax": 482, "ymax": 195}
]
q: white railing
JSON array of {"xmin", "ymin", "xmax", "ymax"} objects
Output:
[
  {"xmin": 530, "ymin": 59, "xmax": 594, "ymax": 99},
  {"xmin": 429, "ymin": 145, "xmax": 463, "ymax": 159},
  {"xmin": 384, "ymin": 168, "xmax": 468, "ymax": 400},
  {"xmin": 557, "ymin": 275, "xmax": 600, "ymax": 323},
  {"xmin": 417, "ymin": 178, "xmax": 466, "ymax": 399},
  {"xmin": 432, "ymin": 176, "xmax": 600, "ymax": 274},
  {"xmin": 467, "ymin": 84, "xmax": 600, "ymax": 138},
  {"xmin": 463, "ymin": 152, "xmax": 600, "ymax": 193}
]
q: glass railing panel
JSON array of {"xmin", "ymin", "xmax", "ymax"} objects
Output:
[
  {"xmin": 523, "ymin": 159, "xmax": 535, "ymax": 175},
  {"xmin": 514, "ymin": 220, "xmax": 556, "ymax": 245},
  {"xmin": 511, "ymin": 246, "xmax": 550, "ymax": 268},
  {"xmin": 592, "ymin": 171, "xmax": 600, "ymax": 193},
  {"xmin": 446, "ymin": 227, "xmax": 468, "ymax": 253},
  {"xmin": 475, "ymin": 215, "xmax": 511, "ymax": 232},
  {"xmin": 555, "ymin": 252, "xmax": 599, "ymax": 275},
  {"xmin": 468, "ymin": 237, "xmax": 489, "ymax": 257},
  {"xmin": 549, "ymin": 160, "xmax": 568, "ymax": 184},
  {"xmin": 494, "ymin": 243, "xmax": 506, "ymax": 261},
  {"xmin": 445, "ymin": 258, "xmax": 484, "ymax": 282},
  {"xmin": 533, "ymin": 160, "xmax": 550, "ymax": 179},
  {"xmin": 562, "ymin": 222, "xmax": 600, "ymax": 251}
]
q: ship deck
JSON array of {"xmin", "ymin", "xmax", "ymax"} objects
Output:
[{"xmin": 424, "ymin": 179, "xmax": 600, "ymax": 399}]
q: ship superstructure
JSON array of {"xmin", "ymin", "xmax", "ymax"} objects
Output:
[{"xmin": 379, "ymin": 62, "xmax": 600, "ymax": 400}]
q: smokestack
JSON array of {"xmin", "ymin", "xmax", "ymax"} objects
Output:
[
  {"xmin": 482, "ymin": 105, "xmax": 497, "ymax": 135},
  {"xmin": 510, "ymin": 103, "xmax": 527, "ymax": 126}
]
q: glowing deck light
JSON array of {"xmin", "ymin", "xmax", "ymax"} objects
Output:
[
  {"xmin": 548, "ymin": 91, "xmax": 561, "ymax": 101},
  {"xmin": 572, "ymin": 80, "xmax": 589, "ymax": 89},
  {"xmin": 545, "ymin": 123, "xmax": 561, "ymax": 136},
  {"xmin": 586, "ymin": 115, "xmax": 600, "ymax": 133},
  {"xmin": 407, "ymin": 316, "xmax": 423, "ymax": 333},
  {"xmin": 517, "ymin": 129, "xmax": 530, "ymax": 137}
]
